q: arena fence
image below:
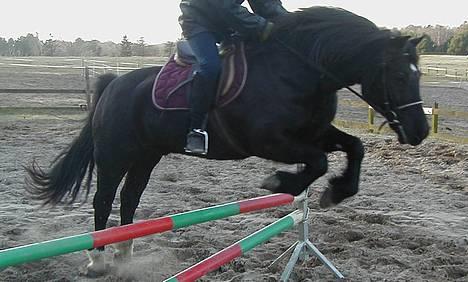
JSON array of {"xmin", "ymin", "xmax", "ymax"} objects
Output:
[
  {"xmin": 368, "ymin": 102, "xmax": 440, "ymax": 133},
  {"xmin": 0, "ymin": 191, "xmax": 344, "ymax": 281}
]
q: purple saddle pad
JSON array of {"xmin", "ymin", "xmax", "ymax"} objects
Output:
[{"xmin": 152, "ymin": 42, "xmax": 247, "ymax": 110}]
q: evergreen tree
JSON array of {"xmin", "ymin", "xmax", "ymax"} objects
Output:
[
  {"xmin": 135, "ymin": 37, "xmax": 146, "ymax": 56},
  {"xmin": 120, "ymin": 35, "xmax": 132, "ymax": 57},
  {"xmin": 88, "ymin": 40, "xmax": 102, "ymax": 56},
  {"xmin": 15, "ymin": 33, "xmax": 41, "ymax": 56},
  {"xmin": 447, "ymin": 25, "xmax": 468, "ymax": 55},
  {"xmin": 0, "ymin": 37, "xmax": 8, "ymax": 56},
  {"xmin": 417, "ymin": 35, "xmax": 436, "ymax": 54},
  {"xmin": 43, "ymin": 34, "xmax": 56, "ymax": 56},
  {"xmin": 163, "ymin": 41, "xmax": 176, "ymax": 57},
  {"xmin": 7, "ymin": 38, "xmax": 15, "ymax": 56},
  {"xmin": 70, "ymin": 38, "xmax": 85, "ymax": 56}
]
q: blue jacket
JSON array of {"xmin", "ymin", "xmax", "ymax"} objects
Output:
[{"xmin": 179, "ymin": 0, "xmax": 287, "ymax": 40}]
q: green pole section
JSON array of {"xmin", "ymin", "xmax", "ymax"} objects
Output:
[
  {"xmin": 172, "ymin": 203, "xmax": 240, "ymax": 229},
  {"xmin": 0, "ymin": 234, "xmax": 93, "ymax": 269},
  {"xmin": 239, "ymin": 216, "xmax": 295, "ymax": 253}
]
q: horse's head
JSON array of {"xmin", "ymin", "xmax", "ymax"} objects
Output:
[{"xmin": 362, "ymin": 36, "xmax": 429, "ymax": 146}]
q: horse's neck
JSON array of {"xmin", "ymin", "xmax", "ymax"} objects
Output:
[{"xmin": 316, "ymin": 43, "xmax": 385, "ymax": 90}]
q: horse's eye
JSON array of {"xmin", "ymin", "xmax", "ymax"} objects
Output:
[{"xmin": 395, "ymin": 72, "xmax": 408, "ymax": 84}]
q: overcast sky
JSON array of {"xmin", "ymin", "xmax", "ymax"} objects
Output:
[{"xmin": 1, "ymin": 0, "xmax": 467, "ymax": 44}]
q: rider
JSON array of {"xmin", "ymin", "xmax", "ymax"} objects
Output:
[{"xmin": 179, "ymin": 0, "xmax": 288, "ymax": 155}]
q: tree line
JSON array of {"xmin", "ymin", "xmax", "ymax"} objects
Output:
[
  {"xmin": 398, "ymin": 22, "xmax": 468, "ymax": 54},
  {"xmin": 1, "ymin": 22, "xmax": 467, "ymax": 57},
  {"xmin": 0, "ymin": 34, "xmax": 176, "ymax": 57}
]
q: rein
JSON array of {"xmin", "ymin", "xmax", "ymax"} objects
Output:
[{"xmin": 273, "ymin": 37, "xmax": 422, "ymax": 142}]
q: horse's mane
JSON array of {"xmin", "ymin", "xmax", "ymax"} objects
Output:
[{"xmin": 273, "ymin": 7, "xmax": 393, "ymax": 65}]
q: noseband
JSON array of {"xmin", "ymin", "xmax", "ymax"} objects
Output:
[{"xmin": 274, "ymin": 38, "xmax": 422, "ymax": 143}]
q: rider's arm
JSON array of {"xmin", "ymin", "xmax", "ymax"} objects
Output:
[
  {"xmin": 211, "ymin": 0, "xmax": 270, "ymax": 38},
  {"xmin": 247, "ymin": 0, "xmax": 288, "ymax": 19}
]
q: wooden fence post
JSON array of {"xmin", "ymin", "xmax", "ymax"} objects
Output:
[
  {"xmin": 432, "ymin": 102, "xmax": 439, "ymax": 134},
  {"xmin": 368, "ymin": 106, "xmax": 375, "ymax": 132},
  {"xmin": 81, "ymin": 59, "xmax": 85, "ymax": 77},
  {"xmin": 85, "ymin": 66, "xmax": 91, "ymax": 110}
]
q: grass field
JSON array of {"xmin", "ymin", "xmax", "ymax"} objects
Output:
[
  {"xmin": 420, "ymin": 55, "xmax": 468, "ymax": 81},
  {"xmin": 0, "ymin": 56, "xmax": 167, "ymax": 79}
]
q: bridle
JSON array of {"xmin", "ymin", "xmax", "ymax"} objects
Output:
[
  {"xmin": 377, "ymin": 58, "xmax": 423, "ymax": 142},
  {"xmin": 273, "ymin": 37, "xmax": 423, "ymax": 143}
]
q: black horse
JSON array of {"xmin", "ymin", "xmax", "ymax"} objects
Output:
[{"xmin": 27, "ymin": 7, "xmax": 428, "ymax": 272}]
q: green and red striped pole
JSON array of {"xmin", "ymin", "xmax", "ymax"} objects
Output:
[
  {"xmin": 164, "ymin": 210, "xmax": 303, "ymax": 282},
  {"xmin": 0, "ymin": 193, "xmax": 297, "ymax": 269}
]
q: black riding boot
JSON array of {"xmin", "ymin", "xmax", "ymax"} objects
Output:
[{"xmin": 185, "ymin": 73, "xmax": 218, "ymax": 155}]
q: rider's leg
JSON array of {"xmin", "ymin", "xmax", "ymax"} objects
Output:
[{"xmin": 184, "ymin": 31, "xmax": 221, "ymax": 155}]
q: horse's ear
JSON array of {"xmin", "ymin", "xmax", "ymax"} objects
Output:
[
  {"xmin": 409, "ymin": 35, "xmax": 426, "ymax": 47},
  {"xmin": 387, "ymin": 36, "xmax": 411, "ymax": 50}
]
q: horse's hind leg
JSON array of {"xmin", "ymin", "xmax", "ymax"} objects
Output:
[
  {"xmin": 113, "ymin": 154, "xmax": 162, "ymax": 263},
  {"xmin": 86, "ymin": 163, "xmax": 127, "ymax": 275},
  {"xmin": 319, "ymin": 125, "xmax": 364, "ymax": 208}
]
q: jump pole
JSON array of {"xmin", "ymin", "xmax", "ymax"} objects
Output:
[
  {"xmin": 0, "ymin": 193, "xmax": 299, "ymax": 269},
  {"xmin": 164, "ymin": 187, "xmax": 344, "ymax": 281},
  {"xmin": 164, "ymin": 210, "xmax": 303, "ymax": 282}
]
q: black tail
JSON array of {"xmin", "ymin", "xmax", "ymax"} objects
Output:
[{"xmin": 26, "ymin": 73, "xmax": 118, "ymax": 205}]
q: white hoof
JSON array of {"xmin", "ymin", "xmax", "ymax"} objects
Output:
[
  {"xmin": 85, "ymin": 249, "xmax": 107, "ymax": 276},
  {"xmin": 113, "ymin": 240, "xmax": 134, "ymax": 264}
]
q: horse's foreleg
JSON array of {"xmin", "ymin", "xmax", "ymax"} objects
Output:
[
  {"xmin": 319, "ymin": 126, "xmax": 364, "ymax": 208},
  {"xmin": 114, "ymin": 155, "xmax": 161, "ymax": 264}
]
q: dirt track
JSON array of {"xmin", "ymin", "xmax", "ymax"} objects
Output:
[{"xmin": 0, "ymin": 108, "xmax": 467, "ymax": 281}]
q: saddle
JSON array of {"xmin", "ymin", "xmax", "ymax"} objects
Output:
[{"xmin": 152, "ymin": 41, "xmax": 248, "ymax": 110}]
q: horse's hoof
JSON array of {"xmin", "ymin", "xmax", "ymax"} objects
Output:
[
  {"xmin": 319, "ymin": 187, "xmax": 336, "ymax": 209},
  {"xmin": 82, "ymin": 249, "xmax": 108, "ymax": 277},
  {"xmin": 320, "ymin": 176, "xmax": 358, "ymax": 208},
  {"xmin": 261, "ymin": 175, "xmax": 281, "ymax": 192},
  {"xmin": 261, "ymin": 171, "xmax": 307, "ymax": 196},
  {"xmin": 81, "ymin": 265, "xmax": 108, "ymax": 278}
]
